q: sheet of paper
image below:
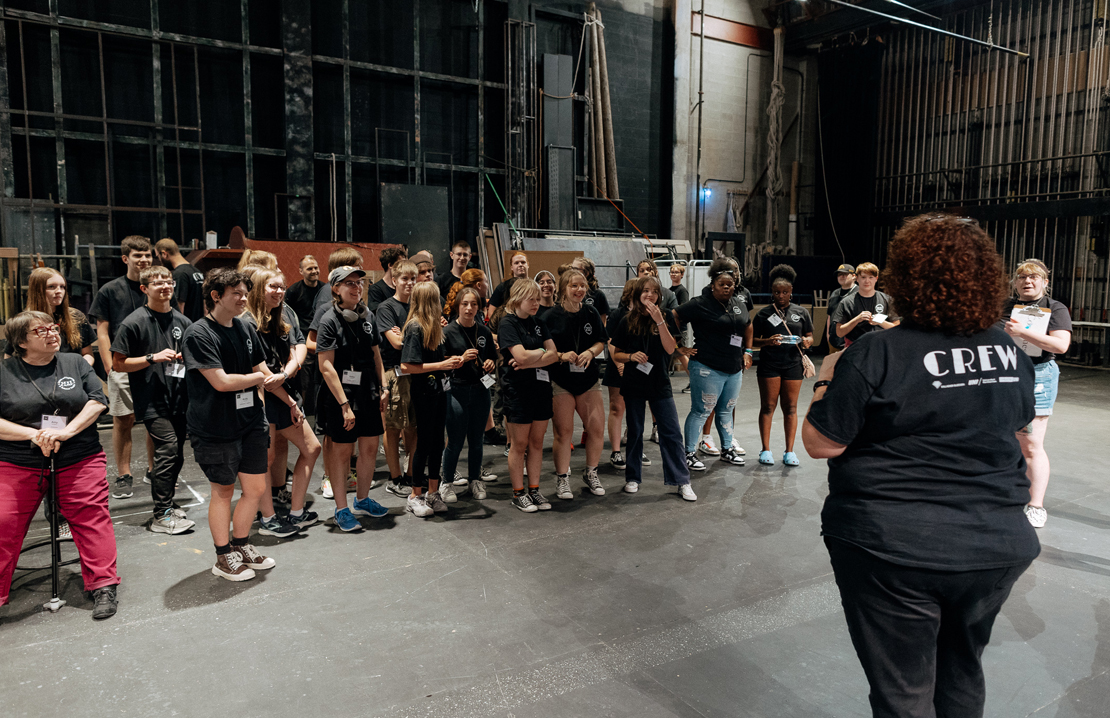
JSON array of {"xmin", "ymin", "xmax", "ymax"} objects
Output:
[{"xmin": 1010, "ymin": 305, "xmax": 1050, "ymax": 357}]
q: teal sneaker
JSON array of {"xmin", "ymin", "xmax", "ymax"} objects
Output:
[
  {"xmin": 351, "ymin": 495, "xmax": 389, "ymax": 518},
  {"xmin": 333, "ymin": 507, "xmax": 362, "ymax": 532}
]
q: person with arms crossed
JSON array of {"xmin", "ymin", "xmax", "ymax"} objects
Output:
[
  {"xmin": 111, "ymin": 266, "xmax": 195, "ymax": 535},
  {"xmin": 182, "ymin": 268, "xmax": 277, "ymax": 581}
]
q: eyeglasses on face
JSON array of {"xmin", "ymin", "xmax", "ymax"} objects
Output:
[
  {"xmin": 340, "ymin": 279, "xmax": 365, "ymax": 289},
  {"xmin": 1016, "ymin": 274, "xmax": 1044, "ymax": 281},
  {"xmin": 31, "ymin": 324, "xmax": 61, "ymax": 337},
  {"xmin": 148, "ymin": 280, "xmax": 176, "ymax": 288}
]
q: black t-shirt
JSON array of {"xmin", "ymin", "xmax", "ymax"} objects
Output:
[
  {"xmin": 674, "ymin": 287, "xmax": 750, "ymax": 374},
  {"xmin": 671, "ymin": 284, "xmax": 690, "ymax": 306},
  {"xmin": 89, "ymin": 275, "xmax": 145, "ymax": 341},
  {"xmin": 583, "ymin": 288, "xmax": 610, "ymax": 318},
  {"xmin": 832, "ymin": 290, "xmax": 894, "ymax": 343},
  {"xmin": 807, "ymin": 326, "xmax": 1040, "ymax": 571},
  {"xmin": 374, "ymin": 297, "xmax": 410, "ymax": 369},
  {"xmin": 366, "ymin": 278, "xmax": 393, "ymax": 313},
  {"xmin": 436, "ymin": 271, "xmax": 464, "ymax": 303},
  {"xmin": 609, "ymin": 312, "xmax": 681, "ymax": 400},
  {"xmin": 111, "ymin": 306, "xmax": 192, "ymax": 420},
  {"xmin": 312, "ymin": 282, "xmax": 333, "ymax": 312},
  {"xmin": 182, "ymin": 316, "xmax": 267, "ymax": 441},
  {"xmin": 545, "ymin": 305, "xmax": 608, "ymax": 394},
  {"xmin": 57, "ymin": 309, "xmax": 97, "ymax": 355},
  {"xmin": 736, "ymin": 286, "xmax": 754, "ymax": 312},
  {"xmin": 171, "ymin": 262, "xmax": 206, "ymax": 321},
  {"xmin": 243, "ymin": 312, "xmax": 302, "ymax": 405},
  {"xmin": 489, "ymin": 279, "xmax": 520, "ymax": 309},
  {"xmin": 443, "ymin": 320, "xmax": 497, "ymax": 386},
  {"xmin": 401, "ymin": 324, "xmax": 448, "ymax": 394},
  {"xmin": 753, "ymin": 303, "xmax": 813, "ymax": 368},
  {"xmin": 999, "ymin": 296, "xmax": 1072, "ymax": 366},
  {"xmin": 497, "ymin": 313, "xmax": 553, "ymax": 388},
  {"xmin": 316, "ymin": 306, "xmax": 381, "ymax": 409},
  {"xmin": 826, "ymin": 284, "xmax": 857, "ymax": 349},
  {"xmin": 284, "ymin": 279, "xmax": 321, "ymax": 335},
  {"xmin": 0, "ymin": 353, "xmax": 107, "ymax": 469},
  {"xmin": 536, "ymin": 303, "xmax": 556, "ymax": 323},
  {"xmin": 307, "ymin": 301, "xmax": 331, "ymax": 334}
]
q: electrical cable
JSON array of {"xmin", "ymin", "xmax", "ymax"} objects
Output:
[{"xmin": 816, "ymin": 92, "xmax": 846, "ymax": 264}]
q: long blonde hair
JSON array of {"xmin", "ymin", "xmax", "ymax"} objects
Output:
[
  {"xmin": 403, "ymin": 281, "xmax": 443, "ymax": 351},
  {"xmin": 27, "ymin": 267, "xmax": 82, "ymax": 350},
  {"xmin": 245, "ymin": 269, "xmax": 290, "ymax": 337}
]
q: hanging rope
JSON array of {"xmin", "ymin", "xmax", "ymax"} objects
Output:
[
  {"xmin": 330, "ymin": 153, "xmax": 338, "ymax": 243},
  {"xmin": 764, "ymin": 26, "xmax": 786, "ymax": 245}
]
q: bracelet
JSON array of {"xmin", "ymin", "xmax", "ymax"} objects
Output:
[
  {"xmin": 340, "ymin": 400, "xmax": 349, "ymax": 407},
  {"xmin": 744, "ymin": 349, "xmax": 754, "ymax": 355},
  {"xmin": 813, "ymin": 380, "xmax": 831, "ymax": 392}
]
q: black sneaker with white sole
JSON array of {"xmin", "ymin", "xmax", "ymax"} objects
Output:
[
  {"xmin": 111, "ymin": 474, "xmax": 134, "ymax": 499},
  {"xmin": 511, "ymin": 493, "xmax": 538, "ymax": 513},
  {"xmin": 720, "ymin": 448, "xmax": 745, "ymax": 466},
  {"xmin": 609, "ymin": 451, "xmax": 627, "ymax": 469},
  {"xmin": 686, "ymin": 452, "xmax": 707, "ymax": 471}
]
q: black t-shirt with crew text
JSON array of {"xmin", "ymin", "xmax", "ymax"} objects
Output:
[
  {"xmin": 832, "ymin": 290, "xmax": 894, "ymax": 343},
  {"xmin": 999, "ymin": 295, "xmax": 1072, "ymax": 365},
  {"xmin": 807, "ymin": 325, "xmax": 1040, "ymax": 571},
  {"xmin": 609, "ymin": 312, "xmax": 681, "ymax": 400},
  {"xmin": 674, "ymin": 286, "xmax": 750, "ymax": 374},
  {"xmin": 497, "ymin": 313, "xmax": 553, "ymax": 389},
  {"xmin": 374, "ymin": 297, "xmax": 410, "ymax": 369},
  {"xmin": 545, "ymin": 304, "xmax": 608, "ymax": 394},
  {"xmin": 0, "ymin": 353, "xmax": 107, "ymax": 468},
  {"xmin": 182, "ymin": 316, "xmax": 267, "ymax": 441},
  {"xmin": 443, "ymin": 320, "xmax": 497, "ymax": 386},
  {"xmin": 111, "ymin": 306, "xmax": 192, "ymax": 420},
  {"xmin": 753, "ymin": 303, "xmax": 813, "ymax": 369},
  {"xmin": 171, "ymin": 262, "xmax": 206, "ymax": 321},
  {"xmin": 89, "ymin": 275, "xmax": 145, "ymax": 341}
]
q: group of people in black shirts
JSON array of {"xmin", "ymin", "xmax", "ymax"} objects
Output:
[{"xmin": 0, "ymin": 224, "xmax": 1071, "ymax": 643}]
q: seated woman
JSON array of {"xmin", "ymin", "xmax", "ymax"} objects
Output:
[
  {"xmin": 0, "ymin": 311, "xmax": 120, "ymax": 619},
  {"xmin": 803, "ymin": 214, "xmax": 1039, "ymax": 717}
]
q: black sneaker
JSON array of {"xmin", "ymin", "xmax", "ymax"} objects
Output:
[
  {"xmin": 512, "ymin": 493, "xmax": 538, "ymax": 513},
  {"xmin": 258, "ymin": 514, "xmax": 301, "ymax": 537},
  {"xmin": 681, "ymin": 383, "xmax": 692, "ymax": 394},
  {"xmin": 686, "ymin": 452, "xmax": 707, "ymax": 471},
  {"xmin": 609, "ymin": 451, "xmax": 627, "ymax": 469},
  {"xmin": 111, "ymin": 475, "xmax": 134, "ymax": 499},
  {"xmin": 528, "ymin": 488, "xmax": 552, "ymax": 510},
  {"xmin": 90, "ymin": 585, "xmax": 118, "ymax": 620},
  {"xmin": 273, "ymin": 486, "xmax": 293, "ymax": 505},
  {"xmin": 720, "ymin": 448, "xmax": 745, "ymax": 466},
  {"xmin": 287, "ymin": 509, "xmax": 320, "ymax": 528},
  {"xmin": 642, "ymin": 453, "xmax": 652, "ymax": 467}
]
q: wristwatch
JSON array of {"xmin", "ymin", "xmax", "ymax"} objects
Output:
[
  {"xmin": 146, "ymin": 353, "xmax": 155, "ymax": 365},
  {"xmin": 813, "ymin": 380, "xmax": 831, "ymax": 392}
]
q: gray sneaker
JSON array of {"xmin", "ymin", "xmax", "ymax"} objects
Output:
[
  {"xmin": 555, "ymin": 474, "xmax": 573, "ymax": 500},
  {"xmin": 386, "ymin": 480, "xmax": 410, "ymax": 498},
  {"xmin": 426, "ymin": 491, "xmax": 449, "ymax": 513},
  {"xmin": 150, "ymin": 509, "xmax": 196, "ymax": 535},
  {"xmin": 407, "ymin": 495, "xmax": 433, "ymax": 517},
  {"xmin": 471, "ymin": 480, "xmax": 487, "ymax": 500},
  {"xmin": 111, "ymin": 474, "xmax": 134, "ymax": 499},
  {"xmin": 439, "ymin": 483, "xmax": 458, "ymax": 504},
  {"xmin": 582, "ymin": 468, "xmax": 605, "ymax": 496}
]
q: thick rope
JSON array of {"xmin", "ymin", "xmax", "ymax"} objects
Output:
[{"xmin": 765, "ymin": 26, "xmax": 786, "ymax": 245}]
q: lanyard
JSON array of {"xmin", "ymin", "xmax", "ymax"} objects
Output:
[
  {"xmin": 145, "ymin": 307, "xmax": 179, "ymax": 355},
  {"xmin": 15, "ymin": 357, "xmax": 61, "ymax": 415},
  {"xmin": 456, "ymin": 320, "xmax": 484, "ymax": 370}
]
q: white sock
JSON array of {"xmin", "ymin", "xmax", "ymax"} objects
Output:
[
  {"xmin": 262, "ymin": 514, "xmax": 275, "ymax": 523},
  {"xmin": 289, "ymin": 508, "xmax": 304, "ymax": 517}
]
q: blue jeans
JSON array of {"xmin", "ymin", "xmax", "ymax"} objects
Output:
[
  {"xmin": 624, "ymin": 394, "xmax": 690, "ymax": 486},
  {"xmin": 443, "ymin": 382, "xmax": 492, "ymax": 482},
  {"xmin": 683, "ymin": 359, "xmax": 743, "ymax": 452}
]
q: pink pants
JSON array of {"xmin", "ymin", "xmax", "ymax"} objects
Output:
[{"xmin": 0, "ymin": 451, "xmax": 119, "ymax": 606}]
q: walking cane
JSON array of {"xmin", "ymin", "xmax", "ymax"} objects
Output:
[{"xmin": 42, "ymin": 450, "xmax": 66, "ymax": 613}]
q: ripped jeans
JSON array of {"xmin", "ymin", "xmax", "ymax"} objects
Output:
[{"xmin": 683, "ymin": 359, "xmax": 743, "ymax": 453}]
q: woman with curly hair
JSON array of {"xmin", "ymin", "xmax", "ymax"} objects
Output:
[
  {"xmin": 803, "ymin": 213, "xmax": 1039, "ymax": 718},
  {"xmin": 442, "ymin": 267, "xmax": 488, "ymax": 320},
  {"xmin": 751, "ymin": 264, "xmax": 812, "ymax": 466}
]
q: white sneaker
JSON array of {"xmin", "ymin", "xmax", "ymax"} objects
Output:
[
  {"xmin": 1024, "ymin": 504, "xmax": 1047, "ymax": 528},
  {"xmin": 471, "ymin": 480, "xmax": 487, "ymax": 500},
  {"xmin": 623, "ymin": 481, "xmax": 639, "ymax": 494},
  {"xmin": 150, "ymin": 509, "xmax": 196, "ymax": 535},
  {"xmin": 679, "ymin": 484, "xmax": 698, "ymax": 501},
  {"xmin": 698, "ymin": 435, "xmax": 720, "ymax": 456},
  {"xmin": 407, "ymin": 495, "xmax": 434, "ymax": 518},
  {"xmin": 452, "ymin": 471, "xmax": 468, "ymax": 486},
  {"xmin": 321, "ymin": 476, "xmax": 334, "ymax": 499},
  {"xmin": 555, "ymin": 474, "xmax": 573, "ymax": 500},
  {"xmin": 730, "ymin": 439, "xmax": 746, "ymax": 456},
  {"xmin": 439, "ymin": 483, "xmax": 458, "ymax": 503}
]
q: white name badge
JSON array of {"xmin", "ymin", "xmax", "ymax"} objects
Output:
[
  {"xmin": 730, "ymin": 334, "xmax": 744, "ymax": 347},
  {"xmin": 870, "ymin": 313, "xmax": 888, "ymax": 323},
  {"xmin": 636, "ymin": 361, "xmax": 654, "ymax": 375},
  {"xmin": 41, "ymin": 414, "xmax": 67, "ymax": 430},
  {"xmin": 393, "ymin": 366, "xmax": 405, "ymax": 377},
  {"xmin": 442, "ymin": 377, "xmax": 452, "ymax": 392},
  {"xmin": 480, "ymin": 373, "xmax": 496, "ymax": 389},
  {"xmin": 535, "ymin": 368, "xmax": 550, "ymax": 382},
  {"xmin": 767, "ymin": 314, "xmax": 783, "ymax": 327},
  {"xmin": 166, "ymin": 361, "xmax": 186, "ymax": 378},
  {"xmin": 235, "ymin": 391, "xmax": 254, "ymax": 410},
  {"xmin": 568, "ymin": 363, "xmax": 586, "ymax": 373},
  {"xmin": 342, "ymin": 369, "xmax": 362, "ymax": 385}
]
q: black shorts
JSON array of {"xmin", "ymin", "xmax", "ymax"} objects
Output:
[
  {"xmin": 317, "ymin": 390, "xmax": 385, "ymax": 443},
  {"xmin": 757, "ymin": 361, "xmax": 804, "ymax": 381},
  {"xmin": 601, "ymin": 360, "xmax": 622, "ymax": 388},
  {"xmin": 265, "ymin": 395, "xmax": 303, "ymax": 431},
  {"xmin": 190, "ymin": 428, "xmax": 270, "ymax": 485},
  {"xmin": 501, "ymin": 379, "xmax": 553, "ymax": 425}
]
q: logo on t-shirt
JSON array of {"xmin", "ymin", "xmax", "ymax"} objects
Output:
[
  {"xmin": 477, "ymin": 336, "xmax": 487, "ymax": 348},
  {"xmin": 584, "ymin": 323, "xmax": 593, "ymax": 335},
  {"xmin": 172, "ymin": 327, "xmax": 183, "ymax": 341},
  {"xmin": 534, "ymin": 325, "xmax": 542, "ymax": 337},
  {"xmin": 584, "ymin": 297, "xmax": 595, "ymax": 305},
  {"xmin": 57, "ymin": 376, "xmax": 77, "ymax": 391},
  {"xmin": 732, "ymin": 306, "xmax": 741, "ymax": 314},
  {"xmin": 875, "ymin": 303, "xmax": 885, "ymax": 312},
  {"xmin": 247, "ymin": 338, "xmax": 254, "ymax": 355},
  {"xmin": 363, "ymin": 320, "xmax": 374, "ymax": 335},
  {"xmin": 192, "ymin": 272, "xmax": 203, "ymax": 283},
  {"xmin": 790, "ymin": 314, "xmax": 800, "ymax": 323},
  {"xmin": 923, "ymin": 344, "xmax": 1020, "ymax": 389}
]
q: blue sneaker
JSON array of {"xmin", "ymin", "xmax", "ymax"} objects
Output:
[
  {"xmin": 783, "ymin": 452, "xmax": 800, "ymax": 467},
  {"xmin": 758, "ymin": 450, "xmax": 775, "ymax": 465},
  {"xmin": 333, "ymin": 507, "xmax": 362, "ymax": 532},
  {"xmin": 351, "ymin": 495, "xmax": 389, "ymax": 518}
]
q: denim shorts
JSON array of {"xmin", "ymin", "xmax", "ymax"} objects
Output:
[{"xmin": 1033, "ymin": 360, "xmax": 1060, "ymax": 417}]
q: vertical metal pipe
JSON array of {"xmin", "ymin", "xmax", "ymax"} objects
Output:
[
  {"xmin": 193, "ymin": 46, "xmax": 206, "ymax": 237},
  {"xmin": 49, "ymin": 0, "xmax": 67, "ymax": 252},
  {"xmin": 241, "ymin": 0, "xmax": 254, "ymax": 238},
  {"xmin": 477, "ymin": 0, "xmax": 484, "ymax": 232},
  {"xmin": 694, "ymin": 1, "xmax": 704, "ymax": 253},
  {"xmin": 96, "ymin": 30, "xmax": 112, "ymax": 241},
  {"xmin": 170, "ymin": 43, "xmax": 185, "ymax": 243},
  {"xmin": 413, "ymin": 0, "xmax": 421, "ymax": 185},
  {"xmin": 343, "ymin": 0, "xmax": 352, "ymax": 243}
]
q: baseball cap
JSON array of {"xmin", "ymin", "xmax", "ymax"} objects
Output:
[
  {"xmin": 836, "ymin": 264, "xmax": 855, "ymax": 274},
  {"xmin": 329, "ymin": 266, "xmax": 366, "ymax": 285}
]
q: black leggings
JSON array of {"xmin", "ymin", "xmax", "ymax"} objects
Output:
[{"xmin": 409, "ymin": 377, "xmax": 447, "ymax": 489}]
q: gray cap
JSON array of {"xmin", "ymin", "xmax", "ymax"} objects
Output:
[{"xmin": 329, "ymin": 266, "xmax": 366, "ymax": 286}]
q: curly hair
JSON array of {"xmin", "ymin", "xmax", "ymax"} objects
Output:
[
  {"xmin": 443, "ymin": 268, "xmax": 486, "ymax": 317},
  {"xmin": 769, "ymin": 264, "xmax": 797, "ymax": 288},
  {"xmin": 883, "ymin": 214, "xmax": 1007, "ymax": 336}
]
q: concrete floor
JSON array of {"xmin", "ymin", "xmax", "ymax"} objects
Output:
[{"xmin": 3, "ymin": 361, "xmax": 1108, "ymax": 718}]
